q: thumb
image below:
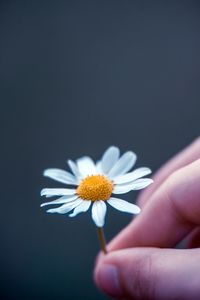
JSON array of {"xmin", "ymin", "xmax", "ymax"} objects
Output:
[{"xmin": 94, "ymin": 248, "xmax": 200, "ymax": 300}]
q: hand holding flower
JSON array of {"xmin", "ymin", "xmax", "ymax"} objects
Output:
[{"xmin": 94, "ymin": 138, "xmax": 200, "ymax": 300}]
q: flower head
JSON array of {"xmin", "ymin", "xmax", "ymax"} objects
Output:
[{"xmin": 40, "ymin": 146, "xmax": 153, "ymax": 227}]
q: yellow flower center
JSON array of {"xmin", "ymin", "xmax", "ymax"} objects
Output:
[{"xmin": 77, "ymin": 175, "xmax": 113, "ymax": 201}]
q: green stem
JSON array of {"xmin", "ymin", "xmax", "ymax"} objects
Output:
[{"xmin": 97, "ymin": 227, "xmax": 107, "ymax": 254}]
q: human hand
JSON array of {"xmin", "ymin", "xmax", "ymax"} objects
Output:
[{"xmin": 94, "ymin": 137, "xmax": 200, "ymax": 299}]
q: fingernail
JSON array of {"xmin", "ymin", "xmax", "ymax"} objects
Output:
[{"xmin": 97, "ymin": 264, "xmax": 122, "ymax": 297}]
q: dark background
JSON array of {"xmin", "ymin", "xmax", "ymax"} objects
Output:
[{"xmin": 1, "ymin": 1, "xmax": 200, "ymax": 299}]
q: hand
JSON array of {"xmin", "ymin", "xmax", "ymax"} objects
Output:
[{"xmin": 94, "ymin": 137, "xmax": 200, "ymax": 300}]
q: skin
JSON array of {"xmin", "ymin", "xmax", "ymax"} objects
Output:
[{"xmin": 94, "ymin": 137, "xmax": 200, "ymax": 300}]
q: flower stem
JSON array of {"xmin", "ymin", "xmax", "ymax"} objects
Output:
[{"xmin": 97, "ymin": 227, "xmax": 107, "ymax": 254}]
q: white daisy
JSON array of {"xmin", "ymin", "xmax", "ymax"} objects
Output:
[{"xmin": 40, "ymin": 146, "xmax": 153, "ymax": 228}]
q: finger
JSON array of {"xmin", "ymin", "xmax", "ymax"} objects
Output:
[
  {"xmin": 138, "ymin": 137, "xmax": 200, "ymax": 207},
  {"xmin": 94, "ymin": 247, "xmax": 200, "ymax": 300},
  {"xmin": 109, "ymin": 159, "xmax": 200, "ymax": 250}
]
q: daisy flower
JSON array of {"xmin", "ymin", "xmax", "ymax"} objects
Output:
[{"xmin": 41, "ymin": 146, "xmax": 153, "ymax": 253}]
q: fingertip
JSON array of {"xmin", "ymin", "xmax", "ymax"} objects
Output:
[
  {"xmin": 94, "ymin": 262, "xmax": 122, "ymax": 298},
  {"xmin": 94, "ymin": 248, "xmax": 156, "ymax": 299},
  {"xmin": 94, "ymin": 251, "xmax": 111, "ymax": 290},
  {"xmin": 94, "ymin": 251, "xmax": 104, "ymax": 267}
]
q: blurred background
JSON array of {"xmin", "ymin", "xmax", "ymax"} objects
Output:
[{"xmin": 1, "ymin": 0, "xmax": 200, "ymax": 299}]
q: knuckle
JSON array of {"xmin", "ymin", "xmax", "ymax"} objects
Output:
[
  {"xmin": 164, "ymin": 170, "xmax": 186, "ymax": 222},
  {"xmin": 126, "ymin": 252, "xmax": 156, "ymax": 300},
  {"xmin": 166, "ymin": 168, "xmax": 181, "ymax": 188}
]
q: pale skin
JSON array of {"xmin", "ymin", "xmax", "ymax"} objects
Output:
[{"xmin": 94, "ymin": 137, "xmax": 200, "ymax": 300}]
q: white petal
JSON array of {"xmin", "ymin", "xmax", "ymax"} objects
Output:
[
  {"xmin": 108, "ymin": 151, "xmax": 137, "ymax": 178},
  {"xmin": 114, "ymin": 167, "xmax": 152, "ymax": 184},
  {"xmin": 108, "ymin": 197, "xmax": 141, "ymax": 214},
  {"xmin": 96, "ymin": 160, "xmax": 103, "ymax": 174},
  {"xmin": 40, "ymin": 188, "xmax": 76, "ymax": 198},
  {"xmin": 113, "ymin": 183, "xmax": 135, "ymax": 194},
  {"xmin": 69, "ymin": 200, "xmax": 91, "ymax": 217},
  {"xmin": 43, "ymin": 168, "xmax": 78, "ymax": 185},
  {"xmin": 77, "ymin": 156, "xmax": 97, "ymax": 177},
  {"xmin": 91, "ymin": 200, "xmax": 107, "ymax": 227},
  {"xmin": 40, "ymin": 195, "xmax": 78, "ymax": 207},
  {"xmin": 67, "ymin": 160, "xmax": 81, "ymax": 179},
  {"xmin": 47, "ymin": 198, "xmax": 83, "ymax": 214},
  {"xmin": 131, "ymin": 178, "xmax": 153, "ymax": 190},
  {"xmin": 101, "ymin": 146, "xmax": 120, "ymax": 174},
  {"xmin": 113, "ymin": 178, "xmax": 153, "ymax": 194}
]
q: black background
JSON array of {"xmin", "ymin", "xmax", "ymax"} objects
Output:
[{"xmin": 1, "ymin": 1, "xmax": 200, "ymax": 299}]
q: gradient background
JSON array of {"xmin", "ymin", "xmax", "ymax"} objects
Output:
[{"xmin": 1, "ymin": 1, "xmax": 200, "ymax": 299}]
